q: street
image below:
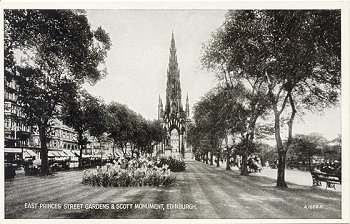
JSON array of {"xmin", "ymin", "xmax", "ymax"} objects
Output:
[{"xmin": 5, "ymin": 159, "xmax": 341, "ymax": 219}]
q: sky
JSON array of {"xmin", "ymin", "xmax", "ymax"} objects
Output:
[{"xmin": 83, "ymin": 9, "xmax": 341, "ymax": 142}]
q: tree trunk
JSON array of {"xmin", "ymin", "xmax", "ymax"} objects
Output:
[
  {"xmin": 226, "ymin": 151, "xmax": 231, "ymax": 170},
  {"xmin": 308, "ymin": 154, "xmax": 312, "ymax": 172},
  {"xmin": 77, "ymin": 132, "xmax": 84, "ymax": 169},
  {"xmin": 39, "ymin": 126, "xmax": 49, "ymax": 175},
  {"xmin": 216, "ymin": 152, "xmax": 220, "ymax": 167},
  {"xmin": 79, "ymin": 144, "xmax": 83, "ymax": 169},
  {"xmin": 276, "ymin": 93, "xmax": 296, "ymax": 188},
  {"xmin": 277, "ymin": 150, "xmax": 287, "ymax": 188},
  {"xmin": 240, "ymin": 154, "xmax": 249, "ymax": 176},
  {"xmin": 272, "ymin": 100, "xmax": 288, "ymax": 188},
  {"xmin": 100, "ymin": 140, "xmax": 103, "ymax": 167},
  {"xmin": 205, "ymin": 152, "xmax": 209, "ymax": 164},
  {"xmin": 210, "ymin": 152, "xmax": 214, "ymax": 165}
]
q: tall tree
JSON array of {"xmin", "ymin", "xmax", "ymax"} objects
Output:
[
  {"xmin": 192, "ymin": 88, "xmax": 226, "ymax": 165},
  {"xmin": 87, "ymin": 99, "xmax": 108, "ymax": 162},
  {"xmin": 106, "ymin": 102, "xmax": 134, "ymax": 156},
  {"xmin": 4, "ymin": 10, "xmax": 111, "ymax": 175},
  {"xmin": 288, "ymin": 134, "xmax": 321, "ymax": 172},
  {"xmin": 202, "ymin": 12, "xmax": 270, "ymax": 175},
  {"xmin": 324, "ymin": 135, "xmax": 341, "ymax": 162},
  {"xmin": 186, "ymin": 123, "xmax": 201, "ymax": 161},
  {"xmin": 190, "ymin": 86, "xmax": 246, "ymax": 169},
  {"xmin": 145, "ymin": 120, "xmax": 166, "ymax": 155},
  {"xmin": 202, "ymin": 10, "xmax": 340, "ymax": 187},
  {"xmin": 61, "ymin": 90, "xmax": 103, "ymax": 168}
]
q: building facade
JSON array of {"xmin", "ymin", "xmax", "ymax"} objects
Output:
[
  {"xmin": 4, "ymin": 74, "xmax": 112, "ymax": 162},
  {"xmin": 4, "ymin": 78, "xmax": 31, "ymax": 148}
]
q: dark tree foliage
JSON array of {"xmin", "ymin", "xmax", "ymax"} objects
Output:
[
  {"xmin": 106, "ymin": 102, "xmax": 164, "ymax": 157},
  {"xmin": 186, "ymin": 123, "xmax": 201, "ymax": 160},
  {"xmin": 139, "ymin": 120, "xmax": 165, "ymax": 156},
  {"xmin": 107, "ymin": 102, "xmax": 135, "ymax": 156},
  {"xmin": 189, "ymin": 86, "xmax": 247, "ymax": 169},
  {"xmin": 202, "ymin": 10, "xmax": 340, "ymax": 187},
  {"xmin": 287, "ymin": 134, "xmax": 321, "ymax": 172},
  {"xmin": 4, "ymin": 10, "xmax": 111, "ymax": 175},
  {"xmin": 61, "ymin": 90, "xmax": 104, "ymax": 168},
  {"xmin": 193, "ymin": 88, "xmax": 227, "ymax": 165}
]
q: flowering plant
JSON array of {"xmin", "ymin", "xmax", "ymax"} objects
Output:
[
  {"xmin": 82, "ymin": 156, "xmax": 177, "ymax": 187},
  {"xmin": 156, "ymin": 156, "xmax": 186, "ymax": 172}
]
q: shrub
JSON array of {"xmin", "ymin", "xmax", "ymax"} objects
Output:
[
  {"xmin": 82, "ymin": 157, "xmax": 176, "ymax": 187},
  {"xmin": 156, "ymin": 156, "xmax": 186, "ymax": 172}
]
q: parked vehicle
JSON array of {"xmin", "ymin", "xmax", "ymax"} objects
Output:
[
  {"xmin": 5, "ymin": 163, "xmax": 16, "ymax": 179},
  {"xmin": 24, "ymin": 160, "xmax": 40, "ymax": 176}
]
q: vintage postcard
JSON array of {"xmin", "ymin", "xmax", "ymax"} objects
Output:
[{"xmin": 1, "ymin": 1, "xmax": 349, "ymax": 224}]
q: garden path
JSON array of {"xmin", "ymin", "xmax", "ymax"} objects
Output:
[{"xmin": 5, "ymin": 160, "xmax": 341, "ymax": 219}]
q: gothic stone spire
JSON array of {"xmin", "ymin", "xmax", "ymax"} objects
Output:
[
  {"xmin": 158, "ymin": 94, "xmax": 163, "ymax": 120},
  {"xmin": 165, "ymin": 32, "xmax": 183, "ymax": 116},
  {"xmin": 186, "ymin": 93, "xmax": 190, "ymax": 118}
]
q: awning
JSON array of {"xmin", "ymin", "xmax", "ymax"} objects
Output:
[
  {"xmin": 48, "ymin": 151, "xmax": 60, "ymax": 157},
  {"xmin": 26, "ymin": 149, "xmax": 37, "ymax": 156},
  {"xmin": 23, "ymin": 151, "xmax": 31, "ymax": 158},
  {"xmin": 63, "ymin": 150, "xmax": 76, "ymax": 157},
  {"xmin": 56, "ymin": 151, "xmax": 67, "ymax": 157},
  {"xmin": 71, "ymin": 150, "xmax": 80, "ymax": 157},
  {"xmin": 5, "ymin": 148, "xmax": 22, "ymax": 153},
  {"xmin": 23, "ymin": 149, "xmax": 37, "ymax": 158}
]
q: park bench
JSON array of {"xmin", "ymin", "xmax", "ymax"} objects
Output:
[{"xmin": 311, "ymin": 172, "xmax": 341, "ymax": 190}]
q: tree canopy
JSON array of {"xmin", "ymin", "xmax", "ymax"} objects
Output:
[
  {"xmin": 4, "ymin": 9, "xmax": 111, "ymax": 174},
  {"xmin": 201, "ymin": 10, "xmax": 341, "ymax": 187},
  {"xmin": 61, "ymin": 90, "xmax": 105, "ymax": 168}
]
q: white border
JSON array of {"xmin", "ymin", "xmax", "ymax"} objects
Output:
[{"xmin": 0, "ymin": 1, "xmax": 349, "ymax": 224}]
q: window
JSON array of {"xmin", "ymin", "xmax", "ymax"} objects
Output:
[
  {"xmin": 11, "ymin": 105, "xmax": 15, "ymax": 114},
  {"xmin": 5, "ymin": 119, "xmax": 10, "ymax": 128},
  {"xmin": 4, "ymin": 103, "xmax": 10, "ymax": 112}
]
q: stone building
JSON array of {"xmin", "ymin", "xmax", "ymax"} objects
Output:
[
  {"xmin": 4, "ymin": 74, "xmax": 112, "ymax": 163},
  {"xmin": 157, "ymin": 32, "xmax": 191, "ymax": 157}
]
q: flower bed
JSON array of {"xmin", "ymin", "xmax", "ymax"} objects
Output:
[
  {"xmin": 82, "ymin": 157, "xmax": 176, "ymax": 187},
  {"xmin": 156, "ymin": 156, "xmax": 187, "ymax": 172}
]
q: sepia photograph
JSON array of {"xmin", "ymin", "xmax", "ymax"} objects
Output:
[{"xmin": 1, "ymin": 1, "xmax": 349, "ymax": 223}]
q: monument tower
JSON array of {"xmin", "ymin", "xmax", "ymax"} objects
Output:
[{"xmin": 158, "ymin": 32, "xmax": 190, "ymax": 157}]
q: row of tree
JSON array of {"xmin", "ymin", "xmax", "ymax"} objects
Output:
[
  {"xmin": 4, "ymin": 9, "xmax": 164, "ymax": 175},
  {"xmin": 61, "ymin": 91, "xmax": 165, "ymax": 168},
  {"xmin": 287, "ymin": 133, "xmax": 341, "ymax": 171},
  {"xmin": 187, "ymin": 10, "xmax": 341, "ymax": 187},
  {"xmin": 5, "ymin": 9, "xmax": 111, "ymax": 175},
  {"xmin": 187, "ymin": 86, "xmax": 271, "ymax": 172}
]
